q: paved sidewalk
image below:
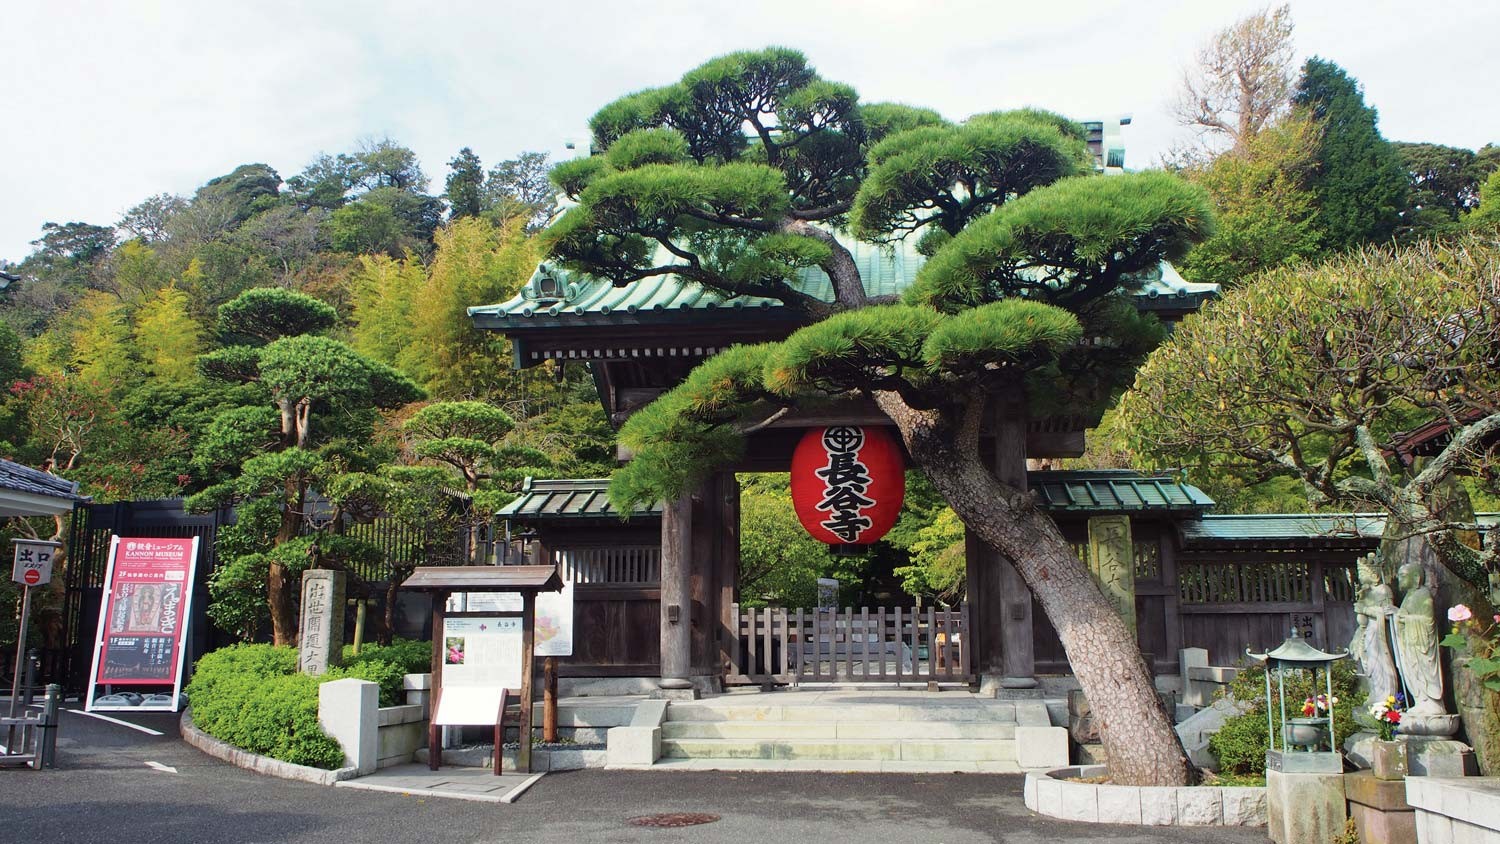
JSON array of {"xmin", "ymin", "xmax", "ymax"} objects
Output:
[{"xmin": 336, "ymin": 763, "xmax": 543, "ymax": 803}]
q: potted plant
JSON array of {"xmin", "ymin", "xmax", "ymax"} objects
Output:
[{"xmin": 1360, "ymin": 693, "xmax": 1407, "ymax": 780}]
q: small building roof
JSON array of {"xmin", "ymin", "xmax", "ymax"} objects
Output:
[
  {"xmin": 1179, "ymin": 514, "xmax": 1390, "ymax": 549},
  {"xmin": 402, "ymin": 564, "xmax": 563, "ymax": 593},
  {"xmin": 1028, "ymin": 470, "xmax": 1214, "ymax": 515},
  {"xmin": 470, "ymin": 239, "xmax": 1217, "ymax": 332},
  {"xmin": 497, "ymin": 477, "xmax": 661, "ymax": 522},
  {"xmin": 0, "ymin": 459, "xmax": 85, "ymax": 517}
]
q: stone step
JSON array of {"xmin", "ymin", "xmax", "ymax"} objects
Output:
[
  {"xmin": 661, "ymin": 720, "xmax": 1017, "ymax": 741},
  {"xmin": 665, "ymin": 702, "xmax": 1019, "ymax": 724},
  {"xmin": 660, "ymin": 737, "xmax": 1018, "ymax": 762},
  {"xmin": 651, "ymin": 757, "xmax": 1024, "ymax": 774}
]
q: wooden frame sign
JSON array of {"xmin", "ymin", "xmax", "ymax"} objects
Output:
[
  {"xmin": 86, "ymin": 536, "xmax": 200, "ymax": 712},
  {"xmin": 403, "ymin": 565, "xmax": 563, "ymax": 775}
]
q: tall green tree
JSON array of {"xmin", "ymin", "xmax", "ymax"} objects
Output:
[
  {"xmin": 1179, "ymin": 114, "xmax": 1322, "ymax": 285},
  {"xmin": 1293, "ymin": 58, "xmax": 1408, "ymax": 249},
  {"xmin": 1394, "ymin": 142, "xmax": 1487, "ymax": 234},
  {"xmin": 132, "ymin": 283, "xmax": 204, "ymax": 381},
  {"xmin": 445, "ymin": 147, "xmax": 486, "ymax": 219},
  {"xmin": 486, "ymin": 151, "xmax": 554, "ymax": 230},
  {"xmin": 550, "ymin": 48, "xmax": 1212, "ymax": 785}
]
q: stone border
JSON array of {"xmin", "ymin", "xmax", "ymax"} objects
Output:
[
  {"xmin": 181, "ymin": 708, "xmax": 358, "ymax": 786},
  {"xmin": 1023, "ymin": 765, "xmax": 1266, "ymax": 826}
]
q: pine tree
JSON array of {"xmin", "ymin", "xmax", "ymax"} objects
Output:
[
  {"xmin": 445, "ymin": 147, "xmax": 486, "ymax": 219},
  {"xmin": 1293, "ymin": 58, "xmax": 1408, "ymax": 249}
]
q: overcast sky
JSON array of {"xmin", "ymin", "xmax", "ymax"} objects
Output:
[{"xmin": 4, "ymin": 0, "xmax": 1497, "ymax": 262}]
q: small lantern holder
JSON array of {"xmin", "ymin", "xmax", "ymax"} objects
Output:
[{"xmin": 1247, "ymin": 627, "xmax": 1347, "ymax": 774}]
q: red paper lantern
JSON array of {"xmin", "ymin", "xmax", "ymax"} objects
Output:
[{"xmin": 790, "ymin": 426, "xmax": 905, "ymax": 545}]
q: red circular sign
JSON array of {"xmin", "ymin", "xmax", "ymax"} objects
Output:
[
  {"xmin": 790, "ymin": 426, "xmax": 905, "ymax": 545},
  {"xmin": 23, "ymin": 568, "xmax": 40, "ymax": 585}
]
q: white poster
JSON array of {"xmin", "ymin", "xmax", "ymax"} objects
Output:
[
  {"xmin": 435, "ymin": 616, "xmax": 522, "ymax": 726},
  {"xmin": 449, "ymin": 581, "xmax": 574, "ymax": 656}
]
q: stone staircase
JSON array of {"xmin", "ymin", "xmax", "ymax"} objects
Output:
[{"xmin": 654, "ymin": 690, "xmax": 1066, "ymax": 773}]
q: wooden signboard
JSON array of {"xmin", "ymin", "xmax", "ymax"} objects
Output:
[{"xmin": 403, "ymin": 565, "xmax": 562, "ymax": 775}]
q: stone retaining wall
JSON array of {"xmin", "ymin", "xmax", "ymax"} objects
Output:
[
  {"xmin": 1406, "ymin": 776, "xmax": 1500, "ymax": 843},
  {"xmin": 180, "ymin": 709, "xmax": 358, "ymax": 786},
  {"xmin": 1022, "ymin": 765, "xmax": 1266, "ymax": 826}
]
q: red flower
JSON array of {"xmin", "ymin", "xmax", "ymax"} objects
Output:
[{"xmin": 1386, "ymin": 710, "xmax": 1401, "ymax": 724}]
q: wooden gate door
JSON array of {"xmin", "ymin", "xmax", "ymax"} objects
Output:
[{"xmin": 726, "ymin": 603, "xmax": 971, "ymax": 686}]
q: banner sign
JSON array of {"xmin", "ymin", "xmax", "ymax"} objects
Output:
[
  {"xmin": 434, "ymin": 615, "xmax": 521, "ymax": 725},
  {"xmin": 86, "ymin": 536, "xmax": 200, "ymax": 711}
]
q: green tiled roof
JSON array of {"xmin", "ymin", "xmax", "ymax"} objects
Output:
[
  {"xmin": 469, "ymin": 237, "xmax": 1216, "ymax": 330},
  {"xmin": 497, "ymin": 477, "xmax": 661, "ymax": 522},
  {"xmin": 1181, "ymin": 514, "xmax": 1388, "ymax": 547},
  {"xmin": 1028, "ymin": 470, "xmax": 1214, "ymax": 515},
  {"xmin": 499, "ymin": 470, "xmax": 1215, "ymax": 524}
]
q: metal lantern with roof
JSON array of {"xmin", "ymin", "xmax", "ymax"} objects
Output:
[{"xmin": 1248, "ymin": 628, "xmax": 1348, "ymax": 773}]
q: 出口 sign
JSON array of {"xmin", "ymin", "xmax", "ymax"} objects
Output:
[{"xmin": 11, "ymin": 539, "xmax": 59, "ymax": 587}]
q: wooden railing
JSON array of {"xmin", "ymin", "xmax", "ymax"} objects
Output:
[{"xmin": 727, "ymin": 604, "xmax": 970, "ymax": 686}]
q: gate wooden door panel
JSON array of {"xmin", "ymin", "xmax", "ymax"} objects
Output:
[{"xmin": 726, "ymin": 603, "xmax": 970, "ymax": 685}]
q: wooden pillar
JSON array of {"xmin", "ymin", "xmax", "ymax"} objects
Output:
[
  {"xmin": 659, "ymin": 489, "xmax": 694, "ymax": 690},
  {"xmin": 970, "ymin": 397, "xmax": 1036, "ymax": 689},
  {"xmin": 518, "ymin": 591, "xmax": 536, "ymax": 773},
  {"xmin": 716, "ymin": 474, "xmax": 741, "ymax": 679}
]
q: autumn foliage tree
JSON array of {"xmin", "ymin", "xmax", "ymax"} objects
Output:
[{"xmin": 546, "ymin": 48, "xmax": 1212, "ymax": 785}]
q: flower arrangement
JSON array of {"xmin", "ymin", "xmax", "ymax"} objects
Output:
[
  {"xmin": 1301, "ymin": 693, "xmax": 1338, "ymax": 717},
  {"xmin": 1366, "ymin": 694, "xmax": 1405, "ymax": 741},
  {"xmin": 1439, "ymin": 604, "xmax": 1500, "ymax": 694}
]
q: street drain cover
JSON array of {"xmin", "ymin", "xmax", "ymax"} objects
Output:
[{"xmin": 627, "ymin": 813, "xmax": 721, "ymax": 828}]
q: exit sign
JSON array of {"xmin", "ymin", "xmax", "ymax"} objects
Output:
[{"xmin": 12, "ymin": 539, "xmax": 61, "ymax": 587}]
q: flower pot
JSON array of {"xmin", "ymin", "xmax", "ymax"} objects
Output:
[{"xmin": 1371, "ymin": 739, "xmax": 1407, "ymax": 780}]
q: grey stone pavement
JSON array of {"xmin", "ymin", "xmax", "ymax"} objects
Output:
[{"xmin": 0, "ymin": 703, "xmax": 1269, "ymax": 844}]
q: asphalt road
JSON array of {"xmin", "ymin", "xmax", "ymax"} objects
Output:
[{"xmin": 0, "ymin": 704, "xmax": 1268, "ymax": 844}]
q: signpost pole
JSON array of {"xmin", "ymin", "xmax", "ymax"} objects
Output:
[
  {"xmin": 543, "ymin": 657, "xmax": 558, "ymax": 743},
  {"xmin": 519, "ymin": 592, "xmax": 536, "ymax": 773},
  {"xmin": 8, "ymin": 585, "xmax": 31, "ymax": 720}
]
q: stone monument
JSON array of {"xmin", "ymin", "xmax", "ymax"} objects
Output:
[
  {"xmin": 1086, "ymin": 515, "xmax": 1136, "ymax": 632},
  {"xmin": 299, "ymin": 568, "xmax": 347, "ymax": 676}
]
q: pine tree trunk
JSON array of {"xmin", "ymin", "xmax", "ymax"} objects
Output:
[
  {"xmin": 268, "ymin": 476, "xmax": 303, "ymax": 646},
  {"xmin": 877, "ymin": 393, "xmax": 1194, "ymax": 786}
]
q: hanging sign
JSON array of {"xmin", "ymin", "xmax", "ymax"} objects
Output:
[
  {"xmin": 790, "ymin": 426, "xmax": 905, "ymax": 545},
  {"xmin": 86, "ymin": 536, "xmax": 199, "ymax": 712},
  {"xmin": 12, "ymin": 539, "xmax": 59, "ymax": 587}
]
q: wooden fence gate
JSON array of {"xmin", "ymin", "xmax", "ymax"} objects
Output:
[{"xmin": 727, "ymin": 604, "xmax": 971, "ymax": 686}]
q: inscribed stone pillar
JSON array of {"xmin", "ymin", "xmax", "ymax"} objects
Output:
[
  {"xmin": 659, "ymin": 489, "xmax": 694, "ymax": 690},
  {"xmin": 299, "ymin": 569, "xmax": 346, "ymax": 675},
  {"xmin": 1086, "ymin": 515, "xmax": 1136, "ymax": 633}
]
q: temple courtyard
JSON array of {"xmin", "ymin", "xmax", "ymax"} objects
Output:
[{"xmin": 5, "ymin": 704, "xmax": 1264, "ymax": 844}]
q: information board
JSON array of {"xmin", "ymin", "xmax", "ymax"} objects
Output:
[
  {"xmin": 434, "ymin": 615, "xmax": 521, "ymax": 725},
  {"xmin": 450, "ymin": 578, "xmax": 573, "ymax": 656},
  {"xmin": 86, "ymin": 536, "xmax": 199, "ymax": 711}
]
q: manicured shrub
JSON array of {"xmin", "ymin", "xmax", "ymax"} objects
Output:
[{"xmin": 186, "ymin": 638, "xmax": 431, "ymax": 768}]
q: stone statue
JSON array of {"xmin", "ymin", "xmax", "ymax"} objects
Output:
[
  {"xmin": 1392, "ymin": 562, "xmax": 1459, "ymax": 735},
  {"xmin": 1350, "ymin": 555, "xmax": 1400, "ymax": 705}
]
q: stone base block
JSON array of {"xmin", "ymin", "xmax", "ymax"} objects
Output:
[
  {"xmin": 1015, "ymin": 725, "xmax": 1068, "ymax": 769},
  {"xmin": 1406, "ymin": 776, "xmax": 1500, "ymax": 844},
  {"xmin": 1266, "ymin": 768, "xmax": 1347, "ymax": 844},
  {"xmin": 1404, "ymin": 737, "xmax": 1477, "ymax": 777},
  {"xmin": 607, "ymin": 726, "xmax": 660, "ymax": 767},
  {"xmin": 1345, "ymin": 771, "xmax": 1416, "ymax": 844}
]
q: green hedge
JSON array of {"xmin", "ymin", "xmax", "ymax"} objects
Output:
[{"xmin": 186, "ymin": 639, "xmax": 431, "ymax": 769}]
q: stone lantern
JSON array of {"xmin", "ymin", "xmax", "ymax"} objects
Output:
[
  {"xmin": 1250, "ymin": 628, "xmax": 1350, "ymax": 844},
  {"xmin": 1249, "ymin": 627, "xmax": 1347, "ymax": 773}
]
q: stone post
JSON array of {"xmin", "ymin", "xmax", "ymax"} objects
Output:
[
  {"xmin": 318, "ymin": 677, "xmax": 378, "ymax": 774},
  {"xmin": 1086, "ymin": 515, "xmax": 1136, "ymax": 633},
  {"xmin": 299, "ymin": 569, "xmax": 346, "ymax": 675},
  {"xmin": 1266, "ymin": 769, "xmax": 1347, "ymax": 844}
]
